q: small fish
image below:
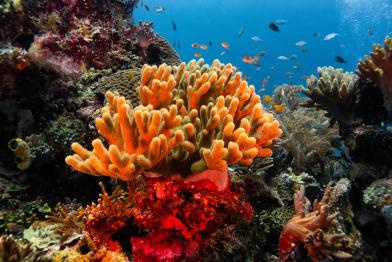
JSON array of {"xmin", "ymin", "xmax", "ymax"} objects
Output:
[
  {"xmin": 262, "ymin": 77, "xmax": 269, "ymax": 87},
  {"xmin": 295, "ymin": 41, "xmax": 307, "ymax": 47},
  {"xmin": 221, "ymin": 41, "xmax": 230, "ymax": 49},
  {"xmin": 242, "ymin": 55, "xmax": 260, "ymax": 66},
  {"xmin": 200, "ymin": 44, "xmax": 208, "ymax": 50},
  {"xmin": 237, "ymin": 25, "xmax": 246, "ymax": 37},
  {"xmin": 269, "ymin": 22, "xmax": 280, "ymax": 32},
  {"xmin": 275, "ymin": 19, "xmax": 289, "ymax": 25},
  {"xmin": 208, "ymin": 41, "xmax": 213, "ymax": 46},
  {"xmin": 256, "ymin": 66, "xmax": 262, "ymax": 72},
  {"xmin": 277, "ymin": 55, "xmax": 289, "ymax": 61},
  {"xmin": 285, "ymin": 71, "xmax": 295, "ymax": 78},
  {"xmin": 243, "ymin": 76, "xmax": 250, "ymax": 81},
  {"xmin": 251, "ymin": 36, "xmax": 263, "ymax": 42},
  {"xmin": 313, "ymin": 32, "xmax": 320, "ymax": 37},
  {"xmin": 301, "ymin": 47, "xmax": 307, "ymax": 53},
  {"xmin": 171, "ymin": 19, "xmax": 177, "ymax": 31},
  {"xmin": 301, "ymin": 75, "xmax": 309, "ymax": 81},
  {"xmin": 194, "ymin": 52, "xmax": 201, "ymax": 58},
  {"xmin": 191, "ymin": 43, "xmax": 199, "ymax": 48},
  {"xmin": 270, "ymin": 66, "xmax": 276, "ymax": 72},
  {"xmin": 258, "ymin": 51, "xmax": 266, "ymax": 57},
  {"xmin": 273, "ymin": 104, "xmax": 285, "ymax": 113},
  {"xmin": 259, "ymin": 88, "xmax": 266, "ymax": 93},
  {"xmin": 263, "ymin": 95, "xmax": 272, "ymax": 104},
  {"xmin": 154, "ymin": 6, "xmax": 165, "ymax": 13},
  {"xmin": 290, "ymin": 54, "xmax": 298, "ymax": 60},
  {"xmin": 220, "ymin": 51, "xmax": 228, "ymax": 56},
  {"xmin": 368, "ymin": 28, "xmax": 373, "ymax": 36},
  {"xmin": 293, "ymin": 65, "xmax": 301, "ymax": 71},
  {"xmin": 144, "ymin": 4, "xmax": 150, "ymax": 11},
  {"xmin": 324, "ymin": 33, "xmax": 339, "ymax": 41},
  {"xmin": 335, "ymin": 55, "xmax": 347, "ymax": 63}
]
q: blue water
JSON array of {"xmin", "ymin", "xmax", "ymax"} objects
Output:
[{"xmin": 134, "ymin": 0, "xmax": 392, "ymax": 94}]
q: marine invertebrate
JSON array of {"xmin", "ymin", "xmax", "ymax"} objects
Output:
[
  {"xmin": 8, "ymin": 138, "xmax": 34, "ymax": 170},
  {"xmin": 303, "ymin": 66, "xmax": 358, "ymax": 126},
  {"xmin": 272, "ymin": 84, "xmax": 306, "ymax": 112},
  {"xmin": 279, "ymin": 184, "xmax": 352, "ymax": 262},
  {"xmin": 66, "ymin": 59, "xmax": 282, "ymax": 181},
  {"xmin": 0, "ymin": 235, "xmax": 33, "ymax": 262},
  {"xmin": 278, "ymin": 107, "xmax": 339, "ymax": 170},
  {"xmin": 28, "ymin": 32, "xmax": 82, "ymax": 79},
  {"xmin": 358, "ymin": 36, "xmax": 392, "ymax": 115}
]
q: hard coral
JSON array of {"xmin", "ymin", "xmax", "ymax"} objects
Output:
[
  {"xmin": 279, "ymin": 184, "xmax": 352, "ymax": 262},
  {"xmin": 66, "ymin": 60, "xmax": 282, "ymax": 180},
  {"xmin": 303, "ymin": 66, "xmax": 358, "ymax": 126},
  {"xmin": 358, "ymin": 36, "xmax": 392, "ymax": 115}
]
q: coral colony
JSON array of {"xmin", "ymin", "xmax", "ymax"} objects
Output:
[{"xmin": 1, "ymin": 0, "xmax": 392, "ymax": 261}]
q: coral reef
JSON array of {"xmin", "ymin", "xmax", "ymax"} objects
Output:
[
  {"xmin": 279, "ymin": 183, "xmax": 352, "ymax": 262},
  {"xmin": 303, "ymin": 66, "xmax": 358, "ymax": 126},
  {"xmin": 279, "ymin": 107, "xmax": 339, "ymax": 170},
  {"xmin": 66, "ymin": 59, "xmax": 282, "ymax": 180},
  {"xmin": 0, "ymin": 234, "xmax": 33, "ymax": 262},
  {"xmin": 358, "ymin": 36, "xmax": 392, "ymax": 116}
]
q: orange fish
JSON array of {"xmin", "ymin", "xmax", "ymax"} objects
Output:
[
  {"xmin": 263, "ymin": 95, "xmax": 272, "ymax": 104},
  {"xmin": 192, "ymin": 43, "xmax": 199, "ymax": 48},
  {"xmin": 242, "ymin": 55, "xmax": 260, "ymax": 66},
  {"xmin": 273, "ymin": 104, "xmax": 285, "ymax": 113},
  {"xmin": 221, "ymin": 42, "xmax": 230, "ymax": 49},
  {"xmin": 194, "ymin": 52, "xmax": 201, "ymax": 58},
  {"xmin": 200, "ymin": 44, "xmax": 208, "ymax": 50}
]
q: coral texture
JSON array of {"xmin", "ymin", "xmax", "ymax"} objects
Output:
[
  {"xmin": 279, "ymin": 107, "xmax": 339, "ymax": 169},
  {"xmin": 66, "ymin": 59, "xmax": 282, "ymax": 180},
  {"xmin": 81, "ymin": 176, "xmax": 252, "ymax": 261},
  {"xmin": 279, "ymin": 184, "xmax": 352, "ymax": 262},
  {"xmin": 358, "ymin": 36, "xmax": 392, "ymax": 114},
  {"xmin": 303, "ymin": 66, "xmax": 358, "ymax": 126}
]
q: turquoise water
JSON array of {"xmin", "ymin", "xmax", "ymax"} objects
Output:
[{"xmin": 134, "ymin": 0, "xmax": 392, "ymax": 93}]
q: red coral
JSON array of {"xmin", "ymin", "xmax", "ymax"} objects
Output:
[
  {"xmin": 130, "ymin": 172, "xmax": 253, "ymax": 261},
  {"xmin": 279, "ymin": 184, "xmax": 352, "ymax": 262},
  {"xmin": 81, "ymin": 171, "xmax": 252, "ymax": 261}
]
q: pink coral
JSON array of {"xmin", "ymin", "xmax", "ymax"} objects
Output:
[{"xmin": 28, "ymin": 33, "xmax": 81, "ymax": 79}]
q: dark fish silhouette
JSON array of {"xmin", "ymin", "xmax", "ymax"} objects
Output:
[
  {"xmin": 171, "ymin": 19, "xmax": 177, "ymax": 31},
  {"xmin": 209, "ymin": 41, "xmax": 213, "ymax": 46},
  {"xmin": 144, "ymin": 4, "xmax": 150, "ymax": 11},
  {"xmin": 269, "ymin": 22, "xmax": 280, "ymax": 32},
  {"xmin": 335, "ymin": 56, "xmax": 347, "ymax": 63}
]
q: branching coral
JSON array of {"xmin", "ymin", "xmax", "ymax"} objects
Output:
[
  {"xmin": 80, "ymin": 177, "xmax": 252, "ymax": 261},
  {"xmin": 279, "ymin": 184, "xmax": 352, "ymax": 262},
  {"xmin": 358, "ymin": 36, "xmax": 392, "ymax": 115},
  {"xmin": 0, "ymin": 234, "xmax": 33, "ymax": 262},
  {"xmin": 303, "ymin": 66, "xmax": 358, "ymax": 126},
  {"xmin": 66, "ymin": 59, "xmax": 282, "ymax": 180}
]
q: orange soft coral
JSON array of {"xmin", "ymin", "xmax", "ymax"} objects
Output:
[
  {"xmin": 279, "ymin": 184, "xmax": 352, "ymax": 262},
  {"xmin": 66, "ymin": 59, "xmax": 282, "ymax": 179}
]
